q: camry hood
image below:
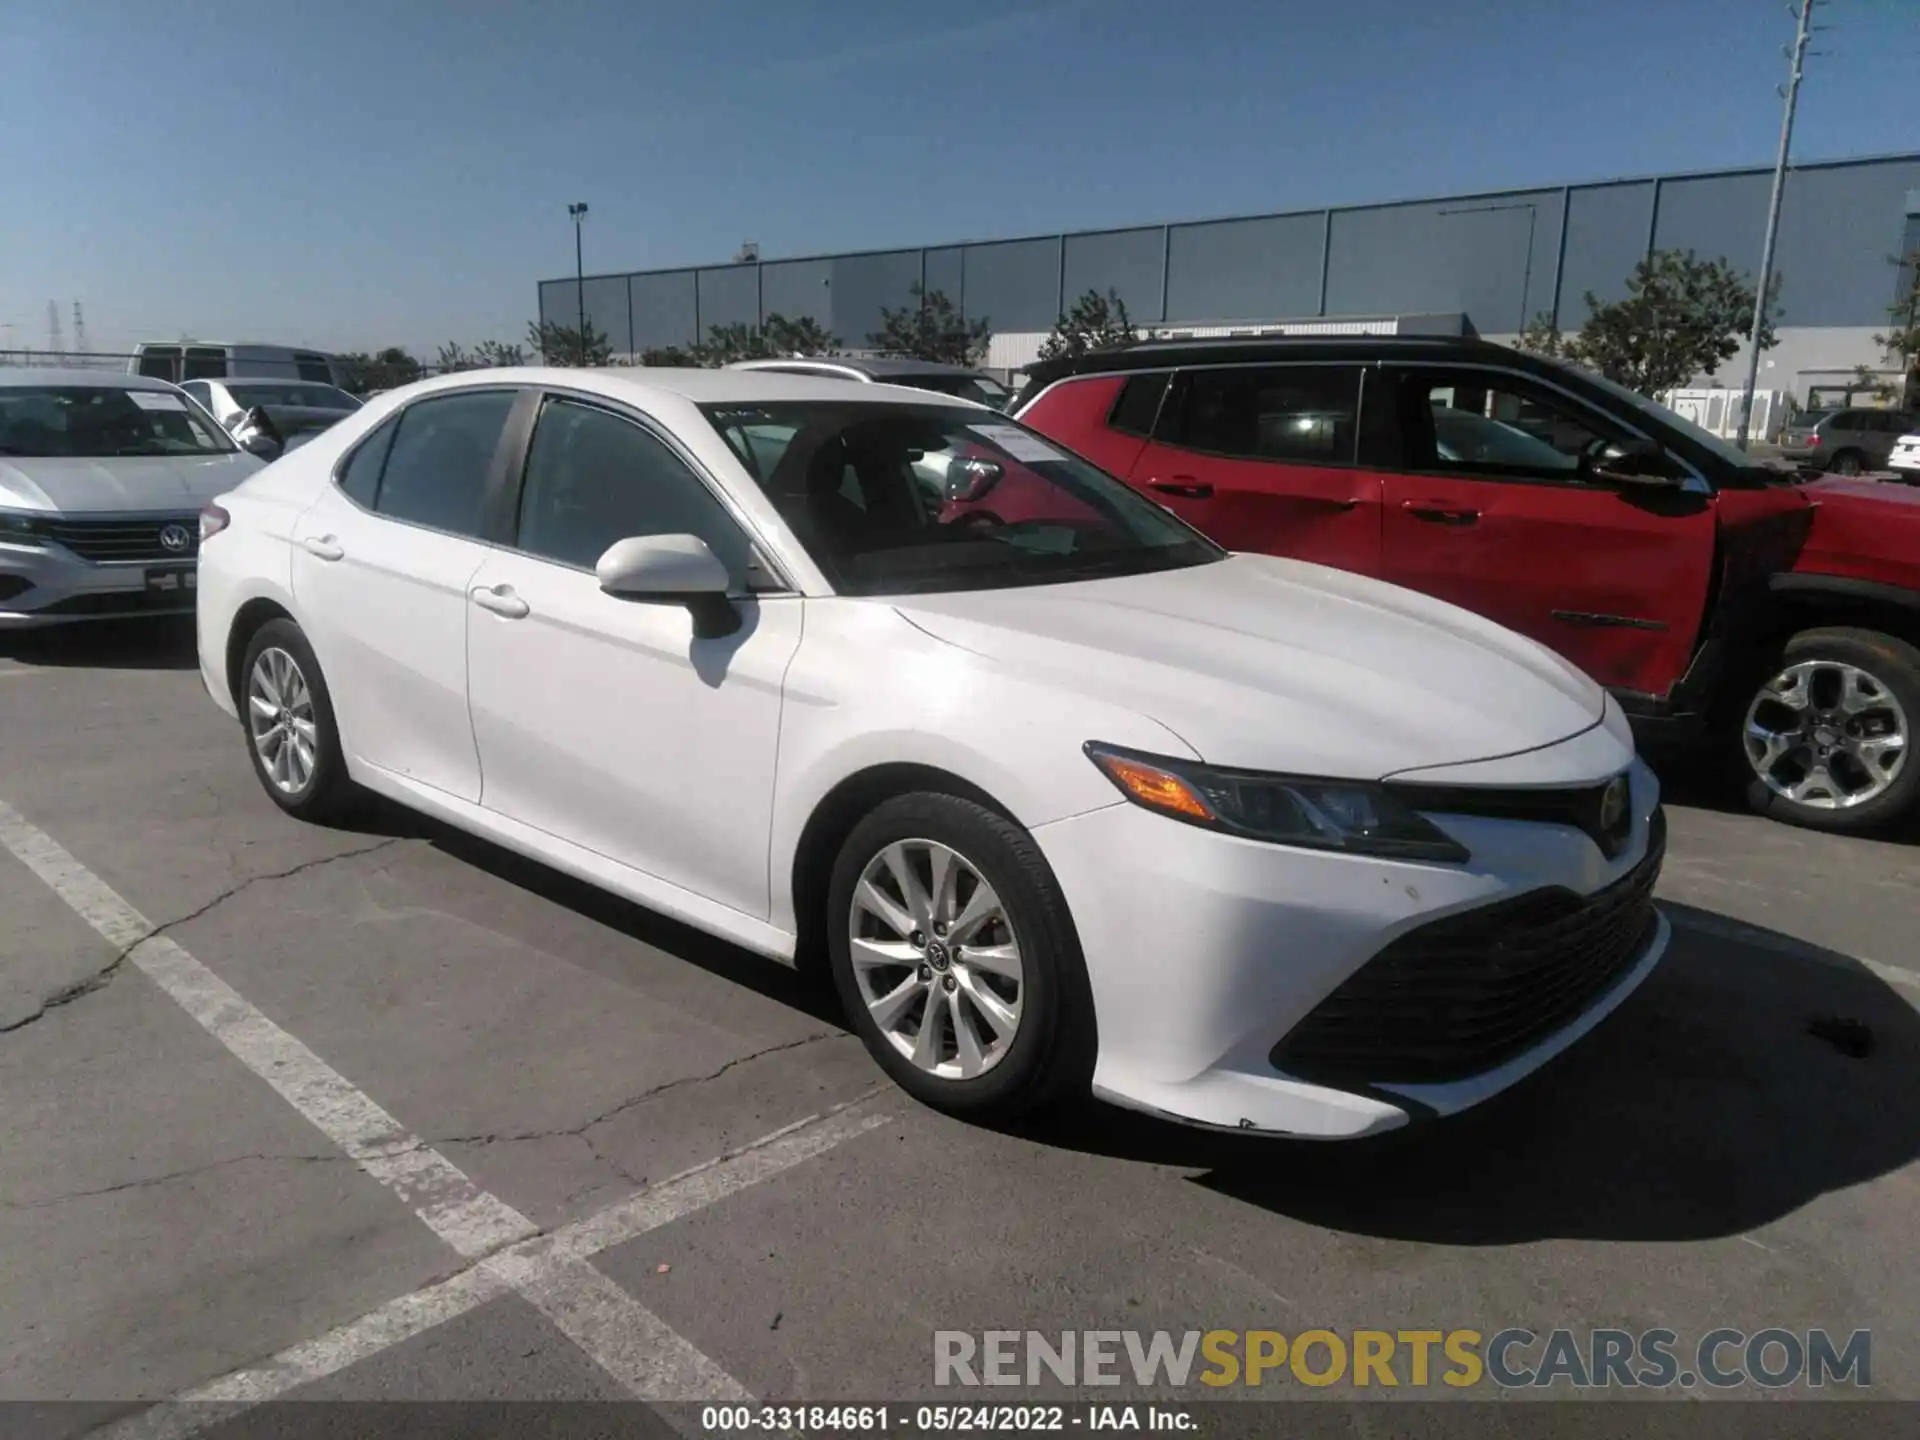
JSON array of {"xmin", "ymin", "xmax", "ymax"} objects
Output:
[
  {"xmin": 892, "ymin": 554, "xmax": 1608, "ymax": 781},
  {"xmin": 0, "ymin": 453, "xmax": 263, "ymax": 514}
]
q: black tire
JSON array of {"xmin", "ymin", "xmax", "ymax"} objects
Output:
[
  {"xmin": 1737, "ymin": 626, "xmax": 1920, "ymax": 835},
  {"xmin": 238, "ymin": 618, "xmax": 358, "ymax": 822},
  {"xmin": 1829, "ymin": 449, "xmax": 1865, "ymax": 476},
  {"xmin": 825, "ymin": 792, "xmax": 1093, "ymax": 1121}
]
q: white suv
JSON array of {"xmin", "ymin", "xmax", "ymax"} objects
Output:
[{"xmin": 1889, "ymin": 427, "xmax": 1920, "ymax": 481}]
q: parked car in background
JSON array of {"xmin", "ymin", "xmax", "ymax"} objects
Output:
[
  {"xmin": 1887, "ymin": 426, "xmax": 1920, "ymax": 481},
  {"xmin": 1774, "ymin": 406, "xmax": 1917, "ymax": 475},
  {"xmin": 1015, "ymin": 337, "xmax": 1920, "ymax": 834},
  {"xmin": 179, "ymin": 378, "xmax": 362, "ymax": 460},
  {"xmin": 728, "ymin": 356, "xmax": 1015, "ymax": 410},
  {"xmin": 178, "ymin": 378, "xmax": 362, "ymax": 432},
  {"xmin": 129, "ymin": 342, "xmax": 352, "ymax": 389},
  {"xmin": 193, "ymin": 366, "xmax": 1667, "ymax": 1137},
  {"xmin": 0, "ymin": 370, "xmax": 261, "ymax": 626}
]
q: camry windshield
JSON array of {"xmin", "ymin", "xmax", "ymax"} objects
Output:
[
  {"xmin": 703, "ymin": 401, "xmax": 1222, "ymax": 596},
  {"xmin": 227, "ymin": 383, "xmax": 361, "ymax": 412},
  {"xmin": 0, "ymin": 386, "xmax": 236, "ymax": 457}
]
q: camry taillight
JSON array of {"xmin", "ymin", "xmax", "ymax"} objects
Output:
[{"xmin": 200, "ymin": 503, "xmax": 231, "ymax": 542}]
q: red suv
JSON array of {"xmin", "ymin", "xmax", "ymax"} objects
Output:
[{"xmin": 1013, "ymin": 337, "xmax": 1920, "ymax": 834}]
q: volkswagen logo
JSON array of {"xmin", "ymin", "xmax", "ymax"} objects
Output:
[
  {"xmin": 158, "ymin": 524, "xmax": 192, "ymax": 554},
  {"xmin": 1599, "ymin": 775, "xmax": 1630, "ymax": 835}
]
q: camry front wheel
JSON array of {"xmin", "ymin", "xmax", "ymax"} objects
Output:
[{"xmin": 826, "ymin": 792, "xmax": 1092, "ymax": 1119}]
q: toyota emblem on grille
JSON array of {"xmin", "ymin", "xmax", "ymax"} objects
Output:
[
  {"xmin": 159, "ymin": 524, "xmax": 192, "ymax": 553},
  {"xmin": 1599, "ymin": 775, "xmax": 1630, "ymax": 834}
]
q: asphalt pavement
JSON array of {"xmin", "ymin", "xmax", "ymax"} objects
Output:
[{"xmin": 2, "ymin": 618, "xmax": 1917, "ymax": 1437}]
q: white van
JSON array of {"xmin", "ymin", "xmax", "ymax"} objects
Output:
[{"xmin": 128, "ymin": 343, "xmax": 350, "ymax": 388}]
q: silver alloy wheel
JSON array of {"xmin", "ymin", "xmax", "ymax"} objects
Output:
[
  {"xmin": 247, "ymin": 646, "xmax": 319, "ymax": 796},
  {"xmin": 1743, "ymin": 658, "xmax": 1908, "ymax": 809},
  {"xmin": 848, "ymin": 838, "xmax": 1024, "ymax": 1080}
]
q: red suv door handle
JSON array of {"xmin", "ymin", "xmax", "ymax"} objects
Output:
[
  {"xmin": 1402, "ymin": 501, "xmax": 1481, "ymax": 525},
  {"xmin": 1149, "ymin": 477, "xmax": 1214, "ymax": 499}
]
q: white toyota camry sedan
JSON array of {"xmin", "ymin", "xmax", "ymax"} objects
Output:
[{"xmin": 195, "ymin": 367, "xmax": 1668, "ymax": 1139}]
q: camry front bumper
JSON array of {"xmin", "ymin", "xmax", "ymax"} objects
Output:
[{"xmin": 1032, "ymin": 757, "xmax": 1667, "ymax": 1139}]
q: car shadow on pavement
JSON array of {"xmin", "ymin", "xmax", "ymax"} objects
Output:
[
  {"xmin": 1010, "ymin": 901, "xmax": 1920, "ymax": 1244},
  {"xmin": 0, "ymin": 616, "xmax": 200, "ymax": 671},
  {"xmin": 364, "ymin": 803, "xmax": 850, "ymax": 1031}
]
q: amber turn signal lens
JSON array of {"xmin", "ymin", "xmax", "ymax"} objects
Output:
[{"xmin": 1092, "ymin": 752, "xmax": 1215, "ymax": 821}]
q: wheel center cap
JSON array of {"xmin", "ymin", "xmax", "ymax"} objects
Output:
[
  {"xmin": 925, "ymin": 939, "xmax": 950, "ymax": 971},
  {"xmin": 1815, "ymin": 726, "xmax": 1840, "ymax": 747}
]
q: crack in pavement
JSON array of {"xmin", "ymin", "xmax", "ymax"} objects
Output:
[
  {"xmin": 7, "ymin": 1150, "xmax": 351, "ymax": 1211},
  {"xmin": 428, "ymin": 1031, "xmax": 850, "ymax": 1181},
  {"xmin": 0, "ymin": 837, "xmax": 408, "ymax": 1035}
]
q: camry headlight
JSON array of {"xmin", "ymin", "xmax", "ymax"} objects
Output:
[{"xmin": 1084, "ymin": 742, "xmax": 1470, "ymax": 863}]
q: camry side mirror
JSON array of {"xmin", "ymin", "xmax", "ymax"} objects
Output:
[{"xmin": 595, "ymin": 533, "xmax": 740, "ymax": 638}]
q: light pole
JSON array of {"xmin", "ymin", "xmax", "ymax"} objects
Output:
[
  {"xmin": 1439, "ymin": 201, "xmax": 1539, "ymax": 333},
  {"xmin": 1736, "ymin": 0, "xmax": 1817, "ymax": 450},
  {"xmin": 567, "ymin": 202, "xmax": 589, "ymax": 364}
]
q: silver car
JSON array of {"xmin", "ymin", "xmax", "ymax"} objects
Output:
[
  {"xmin": 0, "ymin": 370, "xmax": 263, "ymax": 627},
  {"xmin": 1774, "ymin": 407, "xmax": 1918, "ymax": 475}
]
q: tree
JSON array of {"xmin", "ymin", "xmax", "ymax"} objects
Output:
[
  {"xmin": 1853, "ymin": 247, "xmax": 1920, "ymax": 407},
  {"xmin": 435, "ymin": 342, "xmax": 479, "ymax": 373},
  {"xmin": 637, "ymin": 345, "xmax": 699, "ymax": 366},
  {"xmin": 1038, "ymin": 288, "xmax": 1137, "ymax": 362},
  {"xmin": 762, "ymin": 313, "xmax": 839, "ymax": 358},
  {"xmin": 691, "ymin": 322, "xmax": 769, "ymax": 366},
  {"xmin": 1513, "ymin": 249, "xmax": 1781, "ymax": 398},
  {"xmin": 868, "ymin": 284, "xmax": 990, "ymax": 366},
  {"xmin": 527, "ymin": 318, "xmax": 612, "ymax": 367},
  {"xmin": 474, "ymin": 339, "xmax": 527, "ymax": 368},
  {"xmin": 337, "ymin": 347, "xmax": 422, "ymax": 392}
]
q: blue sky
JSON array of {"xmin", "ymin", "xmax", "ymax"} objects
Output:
[{"xmin": 2, "ymin": 0, "xmax": 1915, "ymax": 356}]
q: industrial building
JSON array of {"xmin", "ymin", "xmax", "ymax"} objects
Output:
[{"xmin": 538, "ymin": 150, "xmax": 1920, "ymax": 412}]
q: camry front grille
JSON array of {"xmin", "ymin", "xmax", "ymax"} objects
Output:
[{"xmin": 1270, "ymin": 810, "xmax": 1665, "ymax": 1087}]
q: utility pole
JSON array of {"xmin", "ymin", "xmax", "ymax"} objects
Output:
[
  {"xmin": 72, "ymin": 301, "xmax": 88, "ymax": 356},
  {"xmin": 1736, "ymin": 0, "xmax": 1817, "ymax": 450},
  {"xmin": 47, "ymin": 301, "xmax": 63, "ymax": 359},
  {"xmin": 567, "ymin": 202, "xmax": 589, "ymax": 364}
]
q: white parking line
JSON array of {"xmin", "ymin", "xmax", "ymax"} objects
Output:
[
  {"xmin": 0, "ymin": 800, "xmax": 891, "ymax": 1421},
  {"xmin": 95, "ymin": 1106, "xmax": 891, "ymax": 1440}
]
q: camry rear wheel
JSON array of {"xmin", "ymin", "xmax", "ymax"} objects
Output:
[
  {"xmin": 240, "ymin": 618, "xmax": 357, "ymax": 821},
  {"xmin": 1740, "ymin": 627, "xmax": 1920, "ymax": 833},
  {"xmin": 827, "ymin": 792, "xmax": 1092, "ymax": 1119}
]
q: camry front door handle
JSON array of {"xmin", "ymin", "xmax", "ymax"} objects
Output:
[
  {"xmin": 300, "ymin": 535, "xmax": 344, "ymax": 561},
  {"xmin": 469, "ymin": 583, "xmax": 530, "ymax": 619}
]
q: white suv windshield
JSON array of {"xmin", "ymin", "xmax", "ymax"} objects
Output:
[
  {"xmin": 0, "ymin": 386, "xmax": 237, "ymax": 458},
  {"xmin": 704, "ymin": 400, "xmax": 1221, "ymax": 596}
]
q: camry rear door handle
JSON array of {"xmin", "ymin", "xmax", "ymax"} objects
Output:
[
  {"xmin": 1402, "ymin": 501, "xmax": 1480, "ymax": 525},
  {"xmin": 1148, "ymin": 477, "xmax": 1213, "ymax": 499},
  {"xmin": 469, "ymin": 583, "xmax": 529, "ymax": 619},
  {"xmin": 300, "ymin": 535, "xmax": 344, "ymax": 561}
]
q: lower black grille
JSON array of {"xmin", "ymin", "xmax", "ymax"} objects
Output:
[
  {"xmin": 1271, "ymin": 810, "xmax": 1666, "ymax": 1086},
  {"xmin": 36, "ymin": 588, "xmax": 196, "ymax": 617},
  {"xmin": 41, "ymin": 516, "xmax": 200, "ymax": 563}
]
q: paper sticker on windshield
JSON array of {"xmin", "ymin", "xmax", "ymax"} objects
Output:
[
  {"xmin": 971, "ymin": 423, "xmax": 1065, "ymax": 465},
  {"xmin": 128, "ymin": 391, "xmax": 188, "ymax": 411}
]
